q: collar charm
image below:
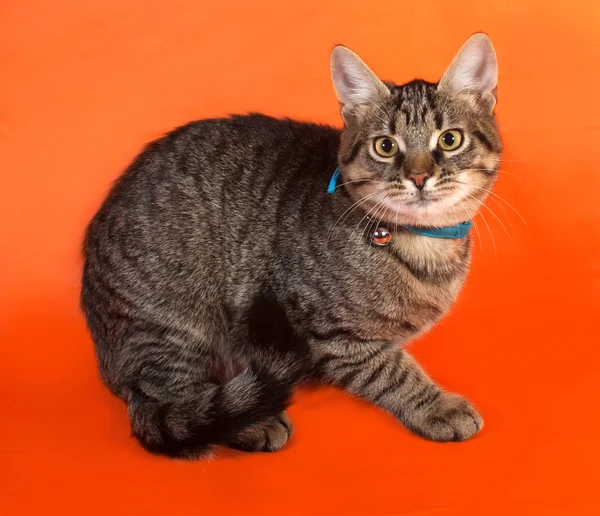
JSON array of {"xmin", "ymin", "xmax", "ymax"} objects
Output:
[{"xmin": 371, "ymin": 226, "xmax": 392, "ymax": 246}]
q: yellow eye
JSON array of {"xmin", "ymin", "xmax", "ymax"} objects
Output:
[
  {"xmin": 373, "ymin": 137, "xmax": 399, "ymax": 158},
  {"xmin": 438, "ymin": 130, "xmax": 463, "ymax": 151}
]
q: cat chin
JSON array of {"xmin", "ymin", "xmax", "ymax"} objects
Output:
[{"xmin": 377, "ymin": 193, "xmax": 470, "ymax": 228}]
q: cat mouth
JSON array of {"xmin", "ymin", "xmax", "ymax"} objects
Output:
[{"xmin": 398, "ymin": 191, "xmax": 448, "ymax": 205}]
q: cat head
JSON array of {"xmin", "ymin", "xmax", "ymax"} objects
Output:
[{"xmin": 330, "ymin": 33, "xmax": 502, "ymax": 228}]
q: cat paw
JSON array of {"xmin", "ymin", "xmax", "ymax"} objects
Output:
[
  {"xmin": 406, "ymin": 392, "xmax": 483, "ymax": 442},
  {"xmin": 228, "ymin": 412, "xmax": 294, "ymax": 452}
]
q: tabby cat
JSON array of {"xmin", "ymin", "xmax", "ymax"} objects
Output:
[{"xmin": 81, "ymin": 33, "xmax": 502, "ymax": 459}]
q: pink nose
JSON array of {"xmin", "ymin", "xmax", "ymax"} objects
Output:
[{"xmin": 408, "ymin": 173, "xmax": 430, "ymax": 190}]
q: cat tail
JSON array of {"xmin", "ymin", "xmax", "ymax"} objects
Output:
[{"xmin": 127, "ymin": 360, "xmax": 298, "ymax": 460}]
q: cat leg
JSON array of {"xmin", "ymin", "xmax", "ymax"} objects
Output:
[
  {"xmin": 120, "ymin": 319, "xmax": 297, "ymax": 460},
  {"xmin": 311, "ymin": 341, "xmax": 483, "ymax": 442},
  {"xmin": 228, "ymin": 412, "xmax": 294, "ymax": 452}
]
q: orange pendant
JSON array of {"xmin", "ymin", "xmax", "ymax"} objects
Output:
[{"xmin": 372, "ymin": 226, "xmax": 392, "ymax": 246}]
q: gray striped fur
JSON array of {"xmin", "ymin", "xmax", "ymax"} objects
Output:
[{"xmin": 81, "ymin": 34, "xmax": 501, "ymax": 459}]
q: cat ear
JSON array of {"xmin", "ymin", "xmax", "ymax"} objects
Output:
[
  {"xmin": 330, "ymin": 46, "xmax": 390, "ymax": 112},
  {"xmin": 438, "ymin": 33, "xmax": 498, "ymax": 109}
]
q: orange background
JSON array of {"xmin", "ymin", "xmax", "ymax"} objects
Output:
[{"xmin": 1, "ymin": 1, "xmax": 599, "ymax": 514}]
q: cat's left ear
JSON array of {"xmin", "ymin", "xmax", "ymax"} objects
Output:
[{"xmin": 438, "ymin": 33, "xmax": 498, "ymax": 110}]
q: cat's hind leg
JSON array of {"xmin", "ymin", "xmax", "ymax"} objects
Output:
[
  {"xmin": 228, "ymin": 412, "xmax": 294, "ymax": 452},
  {"xmin": 120, "ymin": 320, "xmax": 298, "ymax": 460}
]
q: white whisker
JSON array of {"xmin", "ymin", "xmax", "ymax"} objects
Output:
[
  {"xmin": 491, "ymin": 158, "xmax": 528, "ymax": 163},
  {"xmin": 462, "ymin": 194, "xmax": 497, "ymax": 259},
  {"xmin": 334, "ymin": 178, "xmax": 386, "ymax": 189},
  {"xmin": 466, "ymin": 192, "xmax": 512, "ymax": 246},
  {"xmin": 454, "ymin": 180, "xmax": 528, "ymax": 226},
  {"xmin": 345, "ymin": 195, "xmax": 387, "ymax": 255},
  {"xmin": 366, "ymin": 101, "xmax": 392, "ymax": 129},
  {"xmin": 458, "ymin": 198, "xmax": 482, "ymax": 251},
  {"xmin": 467, "ymin": 166, "xmax": 528, "ymax": 183},
  {"xmin": 327, "ymin": 189, "xmax": 383, "ymax": 244},
  {"xmin": 498, "ymin": 170, "xmax": 528, "ymax": 182}
]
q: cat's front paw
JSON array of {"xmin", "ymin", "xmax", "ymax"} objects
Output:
[{"xmin": 406, "ymin": 392, "xmax": 483, "ymax": 442}]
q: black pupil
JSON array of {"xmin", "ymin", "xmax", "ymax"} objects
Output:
[
  {"xmin": 381, "ymin": 139, "xmax": 394, "ymax": 153},
  {"xmin": 443, "ymin": 132, "xmax": 456, "ymax": 146}
]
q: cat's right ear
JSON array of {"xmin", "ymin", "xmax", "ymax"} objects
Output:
[{"xmin": 330, "ymin": 46, "xmax": 389, "ymax": 120}]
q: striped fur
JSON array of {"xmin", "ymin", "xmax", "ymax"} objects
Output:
[{"xmin": 81, "ymin": 34, "xmax": 501, "ymax": 459}]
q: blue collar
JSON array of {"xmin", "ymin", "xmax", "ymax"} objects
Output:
[
  {"xmin": 327, "ymin": 167, "xmax": 472, "ymax": 240},
  {"xmin": 402, "ymin": 221, "xmax": 472, "ymax": 239},
  {"xmin": 327, "ymin": 167, "xmax": 341, "ymax": 194}
]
